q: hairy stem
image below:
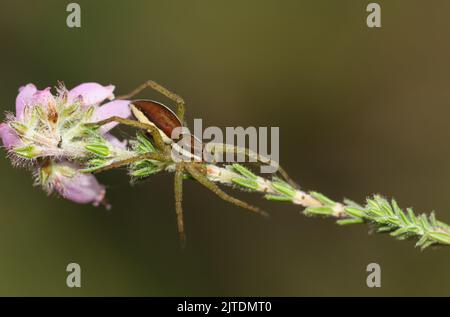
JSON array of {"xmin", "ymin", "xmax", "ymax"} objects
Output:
[{"xmin": 205, "ymin": 163, "xmax": 450, "ymax": 249}]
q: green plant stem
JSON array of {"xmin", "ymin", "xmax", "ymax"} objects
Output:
[{"xmin": 205, "ymin": 163, "xmax": 450, "ymax": 249}]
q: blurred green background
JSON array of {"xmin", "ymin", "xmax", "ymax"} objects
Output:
[{"xmin": 0, "ymin": 0, "xmax": 449, "ymax": 296}]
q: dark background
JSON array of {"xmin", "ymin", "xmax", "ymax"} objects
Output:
[{"xmin": 0, "ymin": 0, "xmax": 449, "ymax": 296}]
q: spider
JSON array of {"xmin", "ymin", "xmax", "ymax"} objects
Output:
[{"xmin": 87, "ymin": 81, "xmax": 297, "ymax": 245}]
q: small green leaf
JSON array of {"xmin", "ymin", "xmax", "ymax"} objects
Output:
[
  {"xmin": 13, "ymin": 145, "xmax": 38, "ymax": 158},
  {"xmin": 80, "ymin": 166, "xmax": 103, "ymax": 173},
  {"xmin": 34, "ymin": 105, "xmax": 46, "ymax": 120},
  {"xmin": 336, "ymin": 218, "xmax": 364, "ymax": 225},
  {"xmin": 407, "ymin": 208, "xmax": 417, "ymax": 224},
  {"xmin": 428, "ymin": 232, "xmax": 450, "ymax": 245},
  {"xmin": 375, "ymin": 196, "xmax": 394, "ymax": 217},
  {"xmin": 343, "ymin": 198, "xmax": 364, "ymax": 209},
  {"xmin": 420, "ymin": 240, "xmax": 435, "ymax": 250},
  {"xmin": 85, "ymin": 144, "xmax": 110, "ymax": 157},
  {"xmin": 419, "ymin": 214, "xmax": 432, "ymax": 231},
  {"xmin": 232, "ymin": 164, "xmax": 257, "ymax": 180},
  {"xmin": 390, "ymin": 227, "xmax": 411, "ymax": 237},
  {"xmin": 429, "ymin": 212, "xmax": 438, "ymax": 227},
  {"xmin": 9, "ymin": 121, "xmax": 28, "ymax": 135},
  {"xmin": 231, "ymin": 177, "xmax": 259, "ymax": 190},
  {"xmin": 437, "ymin": 221, "xmax": 450, "ymax": 232},
  {"xmin": 310, "ymin": 191, "xmax": 335, "ymax": 206},
  {"xmin": 415, "ymin": 235, "xmax": 429, "ymax": 248},
  {"xmin": 264, "ymin": 194, "xmax": 293, "ymax": 202},
  {"xmin": 365, "ymin": 207, "xmax": 384, "ymax": 218},
  {"xmin": 39, "ymin": 168, "xmax": 50, "ymax": 185},
  {"xmin": 131, "ymin": 167, "xmax": 160, "ymax": 178},
  {"xmin": 136, "ymin": 132, "xmax": 155, "ymax": 153},
  {"xmin": 391, "ymin": 199, "xmax": 410, "ymax": 225},
  {"xmin": 61, "ymin": 103, "xmax": 79, "ymax": 118},
  {"xmin": 80, "ymin": 158, "xmax": 109, "ymax": 173},
  {"xmin": 304, "ymin": 206, "xmax": 334, "ymax": 216},
  {"xmin": 84, "ymin": 106, "xmax": 95, "ymax": 120},
  {"xmin": 385, "ymin": 216, "xmax": 402, "ymax": 227},
  {"xmin": 366, "ymin": 198, "xmax": 381, "ymax": 212},
  {"xmin": 345, "ymin": 207, "xmax": 366, "ymax": 219},
  {"xmin": 377, "ymin": 226, "xmax": 394, "ymax": 233},
  {"xmin": 271, "ymin": 181, "xmax": 296, "ymax": 198},
  {"xmin": 407, "ymin": 226, "xmax": 421, "ymax": 235}
]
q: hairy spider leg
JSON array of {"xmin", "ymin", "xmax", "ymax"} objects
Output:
[
  {"xmin": 207, "ymin": 143, "xmax": 299, "ymax": 188},
  {"xmin": 174, "ymin": 163, "xmax": 186, "ymax": 246},
  {"xmin": 117, "ymin": 80, "xmax": 185, "ymax": 123},
  {"xmin": 185, "ymin": 163, "xmax": 269, "ymax": 218},
  {"xmin": 87, "ymin": 116, "xmax": 166, "ymax": 150}
]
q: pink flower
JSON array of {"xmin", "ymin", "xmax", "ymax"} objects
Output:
[
  {"xmin": 0, "ymin": 82, "xmax": 132, "ymax": 207},
  {"xmin": 40, "ymin": 161, "xmax": 108, "ymax": 208},
  {"xmin": 92, "ymin": 99, "xmax": 131, "ymax": 136},
  {"xmin": 68, "ymin": 82, "xmax": 115, "ymax": 106},
  {"xmin": 2, "ymin": 83, "xmax": 131, "ymax": 150},
  {"xmin": 0, "ymin": 123, "xmax": 21, "ymax": 149}
]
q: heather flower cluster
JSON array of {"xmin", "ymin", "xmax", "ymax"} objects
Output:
[{"xmin": 0, "ymin": 83, "xmax": 134, "ymax": 207}]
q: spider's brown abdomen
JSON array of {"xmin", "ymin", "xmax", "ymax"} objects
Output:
[
  {"xmin": 131, "ymin": 99, "xmax": 203, "ymax": 154},
  {"xmin": 130, "ymin": 99, "xmax": 182, "ymax": 139}
]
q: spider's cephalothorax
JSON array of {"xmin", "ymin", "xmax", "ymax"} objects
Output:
[{"xmin": 89, "ymin": 80, "xmax": 295, "ymax": 246}]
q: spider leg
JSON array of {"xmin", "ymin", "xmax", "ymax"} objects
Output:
[
  {"xmin": 174, "ymin": 163, "xmax": 186, "ymax": 246},
  {"xmin": 185, "ymin": 164, "xmax": 268, "ymax": 218},
  {"xmin": 86, "ymin": 116, "xmax": 165, "ymax": 150},
  {"xmin": 117, "ymin": 80, "xmax": 186, "ymax": 123},
  {"xmin": 208, "ymin": 143, "xmax": 299, "ymax": 188}
]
